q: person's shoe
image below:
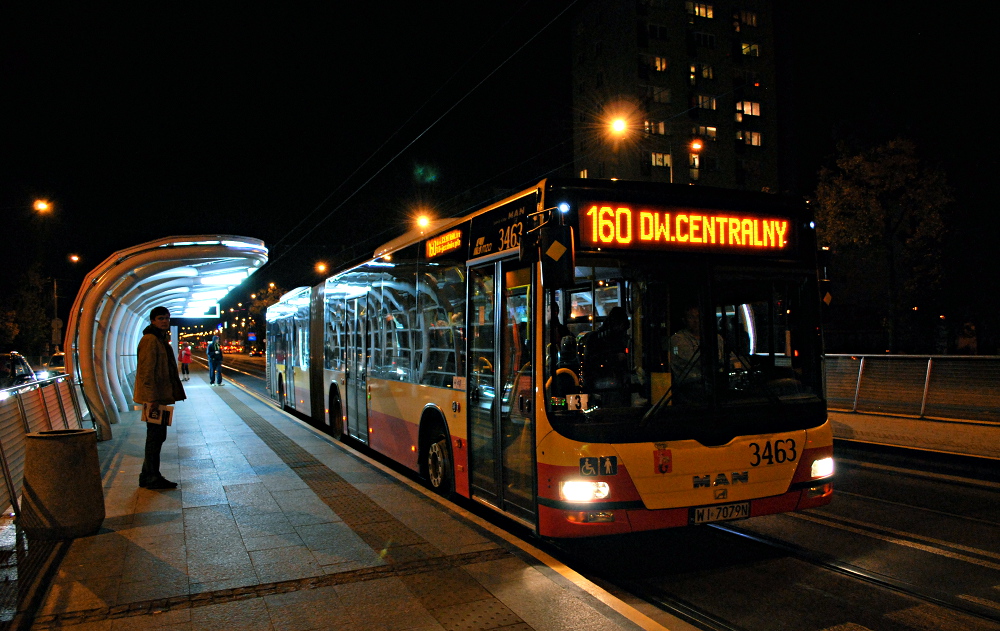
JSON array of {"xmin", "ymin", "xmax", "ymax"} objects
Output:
[{"xmin": 146, "ymin": 478, "xmax": 178, "ymax": 490}]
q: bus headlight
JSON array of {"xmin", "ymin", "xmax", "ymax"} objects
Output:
[
  {"xmin": 559, "ymin": 480, "xmax": 610, "ymax": 502},
  {"xmin": 811, "ymin": 457, "xmax": 834, "ymax": 479}
]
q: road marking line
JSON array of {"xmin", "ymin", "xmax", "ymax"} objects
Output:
[
  {"xmin": 836, "ymin": 458, "xmax": 1000, "ymax": 490},
  {"xmin": 957, "ymin": 594, "xmax": 1000, "ymax": 610},
  {"xmin": 789, "ymin": 512, "xmax": 1000, "ymax": 570}
]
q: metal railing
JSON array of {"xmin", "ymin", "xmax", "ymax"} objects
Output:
[
  {"xmin": 825, "ymin": 354, "xmax": 1000, "ymax": 424},
  {"xmin": 0, "ymin": 377, "xmax": 89, "ymax": 517}
]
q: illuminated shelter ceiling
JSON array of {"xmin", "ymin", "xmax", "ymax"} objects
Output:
[{"xmin": 65, "ymin": 236, "xmax": 268, "ymax": 440}]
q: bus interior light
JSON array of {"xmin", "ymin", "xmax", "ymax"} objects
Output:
[
  {"xmin": 811, "ymin": 457, "xmax": 834, "ymax": 479},
  {"xmin": 560, "ymin": 480, "xmax": 611, "ymax": 502}
]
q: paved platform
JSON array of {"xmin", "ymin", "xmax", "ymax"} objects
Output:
[{"xmin": 24, "ymin": 368, "xmax": 679, "ymax": 631}]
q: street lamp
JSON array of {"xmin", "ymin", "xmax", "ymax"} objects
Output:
[
  {"xmin": 33, "ymin": 199, "xmax": 52, "ymax": 213},
  {"xmin": 315, "ymin": 262, "xmax": 328, "ymax": 274}
]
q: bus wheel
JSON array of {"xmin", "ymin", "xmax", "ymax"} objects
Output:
[{"xmin": 425, "ymin": 433, "xmax": 454, "ymax": 497}]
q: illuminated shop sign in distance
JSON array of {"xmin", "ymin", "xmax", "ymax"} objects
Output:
[{"xmin": 579, "ymin": 203, "xmax": 792, "ymax": 253}]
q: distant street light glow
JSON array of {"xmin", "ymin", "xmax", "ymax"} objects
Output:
[
  {"xmin": 611, "ymin": 118, "xmax": 627, "ymax": 135},
  {"xmin": 33, "ymin": 199, "xmax": 51, "ymax": 213},
  {"xmin": 417, "ymin": 215, "xmax": 430, "ymax": 229},
  {"xmin": 316, "ymin": 262, "xmax": 328, "ymax": 274}
]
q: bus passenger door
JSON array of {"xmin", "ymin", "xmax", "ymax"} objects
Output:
[
  {"xmin": 467, "ymin": 260, "xmax": 535, "ymax": 524},
  {"xmin": 345, "ymin": 296, "xmax": 369, "ymax": 444}
]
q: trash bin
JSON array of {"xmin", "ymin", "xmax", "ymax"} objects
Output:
[{"xmin": 18, "ymin": 428, "xmax": 105, "ymax": 539}]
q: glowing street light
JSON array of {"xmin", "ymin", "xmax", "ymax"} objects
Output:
[
  {"xmin": 315, "ymin": 262, "xmax": 328, "ymax": 274},
  {"xmin": 610, "ymin": 118, "xmax": 628, "ymax": 136},
  {"xmin": 33, "ymin": 199, "xmax": 52, "ymax": 213},
  {"xmin": 690, "ymin": 139, "xmax": 703, "ymax": 151},
  {"xmin": 416, "ymin": 215, "xmax": 430, "ymax": 229},
  {"xmin": 68, "ymin": 254, "xmax": 80, "ymax": 263}
]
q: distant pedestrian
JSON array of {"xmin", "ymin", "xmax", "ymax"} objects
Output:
[
  {"xmin": 178, "ymin": 343, "xmax": 192, "ymax": 381},
  {"xmin": 132, "ymin": 306, "xmax": 185, "ymax": 489},
  {"xmin": 207, "ymin": 335, "xmax": 224, "ymax": 385}
]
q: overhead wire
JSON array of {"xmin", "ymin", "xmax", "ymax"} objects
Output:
[
  {"xmin": 266, "ymin": 1, "xmax": 578, "ymax": 271},
  {"xmin": 266, "ymin": 1, "xmax": 533, "ymax": 259}
]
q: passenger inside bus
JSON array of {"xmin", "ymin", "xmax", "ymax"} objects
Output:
[{"xmin": 669, "ymin": 305, "xmax": 724, "ymax": 404}]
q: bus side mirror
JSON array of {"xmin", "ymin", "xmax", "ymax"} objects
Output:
[{"xmin": 540, "ymin": 225, "xmax": 575, "ymax": 288}]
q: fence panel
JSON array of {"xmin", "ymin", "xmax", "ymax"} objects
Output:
[
  {"xmin": 22, "ymin": 387, "xmax": 53, "ymax": 433},
  {"xmin": 0, "ymin": 397, "xmax": 28, "ymax": 512},
  {"xmin": 824, "ymin": 356, "xmax": 862, "ymax": 410},
  {"xmin": 854, "ymin": 356, "xmax": 927, "ymax": 417},
  {"xmin": 57, "ymin": 380, "xmax": 81, "ymax": 427},
  {"xmin": 923, "ymin": 358, "xmax": 1000, "ymax": 422}
]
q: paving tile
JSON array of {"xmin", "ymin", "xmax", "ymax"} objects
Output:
[
  {"xmin": 189, "ymin": 598, "xmax": 273, "ymax": 631},
  {"xmin": 116, "ymin": 572, "xmax": 190, "ymax": 603},
  {"xmin": 335, "ymin": 577, "xmax": 439, "ymax": 631},
  {"xmin": 242, "ymin": 531, "xmax": 305, "ymax": 552},
  {"xmin": 38, "ymin": 576, "xmax": 121, "ymax": 614}
]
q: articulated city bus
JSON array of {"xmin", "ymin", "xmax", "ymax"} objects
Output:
[{"xmin": 266, "ymin": 178, "xmax": 834, "ymax": 538}]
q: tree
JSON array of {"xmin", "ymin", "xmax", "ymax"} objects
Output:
[
  {"xmin": 815, "ymin": 138, "xmax": 952, "ymax": 352},
  {"xmin": 9, "ymin": 265, "xmax": 53, "ymax": 355},
  {"xmin": 247, "ymin": 284, "xmax": 286, "ymax": 347}
]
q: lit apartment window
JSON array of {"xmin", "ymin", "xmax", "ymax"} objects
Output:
[
  {"xmin": 694, "ymin": 32, "xmax": 716, "ymax": 48},
  {"xmin": 645, "ymin": 120, "xmax": 668, "ymax": 135},
  {"xmin": 697, "ymin": 94, "xmax": 717, "ymax": 110},
  {"xmin": 689, "ymin": 153, "xmax": 700, "ymax": 181},
  {"xmin": 651, "ymin": 152, "xmax": 671, "ymax": 168},
  {"xmin": 740, "ymin": 11, "xmax": 758, "ymax": 27},
  {"xmin": 735, "ymin": 101, "xmax": 761, "ymax": 121},
  {"xmin": 741, "ymin": 42, "xmax": 760, "ymax": 57},
  {"xmin": 689, "ymin": 63, "xmax": 714, "ymax": 85},
  {"xmin": 693, "ymin": 125, "xmax": 717, "ymax": 139},
  {"xmin": 643, "ymin": 55, "xmax": 669, "ymax": 72},
  {"xmin": 736, "ymin": 130, "xmax": 762, "ymax": 146},
  {"xmin": 580, "ymin": 169, "xmax": 589, "ymax": 178},
  {"xmin": 686, "ymin": 2, "xmax": 714, "ymax": 18}
]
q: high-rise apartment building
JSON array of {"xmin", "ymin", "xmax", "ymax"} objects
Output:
[{"xmin": 571, "ymin": 0, "xmax": 778, "ymax": 191}]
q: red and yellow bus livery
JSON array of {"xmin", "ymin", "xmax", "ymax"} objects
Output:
[{"xmin": 267, "ymin": 178, "xmax": 834, "ymax": 538}]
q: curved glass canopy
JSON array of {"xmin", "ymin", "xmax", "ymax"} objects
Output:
[{"xmin": 65, "ymin": 235, "xmax": 268, "ymax": 440}]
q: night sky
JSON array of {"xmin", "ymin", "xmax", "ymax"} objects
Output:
[{"xmin": 3, "ymin": 3, "xmax": 995, "ymax": 320}]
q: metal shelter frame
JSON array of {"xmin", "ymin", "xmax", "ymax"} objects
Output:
[{"xmin": 65, "ymin": 236, "xmax": 268, "ymax": 440}]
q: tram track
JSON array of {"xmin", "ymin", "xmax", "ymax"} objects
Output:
[{"xmin": 714, "ymin": 520, "xmax": 1000, "ymax": 626}]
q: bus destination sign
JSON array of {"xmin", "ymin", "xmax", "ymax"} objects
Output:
[
  {"xmin": 468, "ymin": 192, "xmax": 539, "ymax": 259},
  {"xmin": 426, "ymin": 228, "xmax": 463, "ymax": 259},
  {"xmin": 579, "ymin": 203, "xmax": 792, "ymax": 254}
]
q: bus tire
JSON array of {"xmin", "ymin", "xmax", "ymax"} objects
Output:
[
  {"xmin": 422, "ymin": 422, "xmax": 454, "ymax": 497},
  {"xmin": 328, "ymin": 385, "xmax": 344, "ymax": 441}
]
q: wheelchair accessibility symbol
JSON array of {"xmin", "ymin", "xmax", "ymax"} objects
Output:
[{"xmin": 580, "ymin": 456, "xmax": 617, "ymax": 476}]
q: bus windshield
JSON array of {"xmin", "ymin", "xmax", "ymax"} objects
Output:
[{"xmin": 544, "ymin": 255, "xmax": 825, "ymax": 445}]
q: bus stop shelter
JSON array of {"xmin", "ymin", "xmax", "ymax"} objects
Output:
[{"xmin": 65, "ymin": 235, "xmax": 268, "ymax": 440}]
